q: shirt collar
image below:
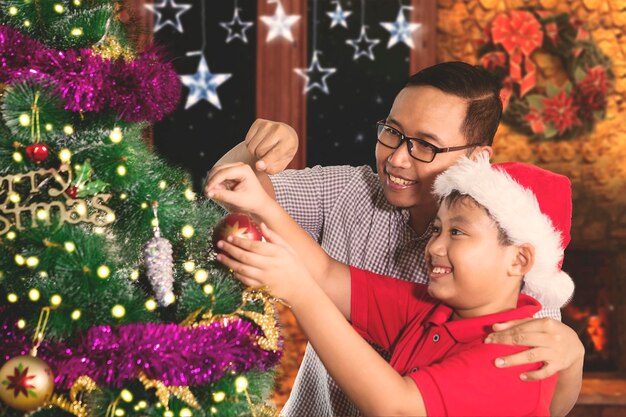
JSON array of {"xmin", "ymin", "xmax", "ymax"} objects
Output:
[{"xmin": 425, "ymin": 294, "xmax": 542, "ymax": 343}]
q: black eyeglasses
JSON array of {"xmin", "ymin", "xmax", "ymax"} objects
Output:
[{"xmin": 376, "ymin": 121, "xmax": 476, "ymax": 163}]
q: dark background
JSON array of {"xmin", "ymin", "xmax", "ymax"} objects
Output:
[{"xmin": 152, "ymin": 0, "xmax": 412, "ymax": 190}]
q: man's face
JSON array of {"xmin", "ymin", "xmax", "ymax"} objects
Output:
[{"xmin": 375, "ymin": 86, "xmax": 486, "ymax": 213}]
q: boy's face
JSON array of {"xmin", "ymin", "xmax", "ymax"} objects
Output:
[
  {"xmin": 375, "ymin": 86, "xmax": 489, "ymax": 215},
  {"xmin": 425, "ymin": 198, "xmax": 520, "ymax": 318}
]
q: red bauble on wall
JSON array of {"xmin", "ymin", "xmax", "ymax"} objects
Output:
[
  {"xmin": 212, "ymin": 213, "xmax": 263, "ymax": 253},
  {"xmin": 25, "ymin": 144, "xmax": 49, "ymax": 163}
]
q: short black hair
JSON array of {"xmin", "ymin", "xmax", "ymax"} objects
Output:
[{"xmin": 405, "ymin": 61, "xmax": 502, "ymax": 147}]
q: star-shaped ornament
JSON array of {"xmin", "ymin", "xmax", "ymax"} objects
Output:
[
  {"xmin": 5, "ymin": 364, "xmax": 36, "ymax": 398},
  {"xmin": 144, "ymin": 0, "xmax": 192, "ymax": 33},
  {"xmin": 294, "ymin": 51, "xmax": 336, "ymax": 95},
  {"xmin": 180, "ymin": 55, "xmax": 231, "ymax": 110},
  {"xmin": 346, "ymin": 25, "xmax": 380, "ymax": 61},
  {"xmin": 260, "ymin": 2, "xmax": 301, "ymax": 43},
  {"xmin": 380, "ymin": 8, "xmax": 421, "ymax": 49},
  {"xmin": 326, "ymin": 2, "xmax": 352, "ymax": 28},
  {"xmin": 219, "ymin": 7, "xmax": 254, "ymax": 44}
]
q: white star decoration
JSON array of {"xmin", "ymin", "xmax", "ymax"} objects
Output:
[
  {"xmin": 294, "ymin": 51, "xmax": 336, "ymax": 95},
  {"xmin": 180, "ymin": 55, "xmax": 232, "ymax": 110},
  {"xmin": 219, "ymin": 7, "xmax": 254, "ymax": 43},
  {"xmin": 260, "ymin": 2, "xmax": 301, "ymax": 43},
  {"xmin": 144, "ymin": 0, "xmax": 192, "ymax": 33},
  {"xmin": 326, "ymin": 2, "xmax": 352, "ymax": 28},
  {"xmin": 346, "ymin": 25, "xmax": 380, "ymax": 61},
  {"xmin": 380, "ymin": 7, "xmax": 421, "ymax": 49}
]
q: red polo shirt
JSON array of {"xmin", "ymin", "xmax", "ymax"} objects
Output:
[{"xmin": 350, "ymin": 267, "xmax": 557, "ymax": 417}]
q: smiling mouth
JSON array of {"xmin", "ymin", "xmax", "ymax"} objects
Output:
[
  {"xmin": 387, "ymin": 172, "xmax": 417, "ymax": 187},
  {"xmin": 431, "ymin": 266, "xmax": 452, "ymax": 274}
]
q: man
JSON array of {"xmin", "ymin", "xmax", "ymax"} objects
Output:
[{"xmin": 206, "ymin": 62, "xmax": 584, "ymax": 416}]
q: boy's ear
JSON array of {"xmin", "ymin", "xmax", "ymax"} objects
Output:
[
  {"xmin": 509, "ymin": 243, "xmax": 535, "ymax": 276},
  {"xmin": 469, "ymin": 145, "xmax": 492, "ymax": 160}
]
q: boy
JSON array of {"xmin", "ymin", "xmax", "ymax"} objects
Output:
[{"xmin": 210, "ymin": 155, "xmax": 575, "ymax": 416}]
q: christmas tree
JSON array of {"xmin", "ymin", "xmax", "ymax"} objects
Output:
[{"xmin": 0, "ymin": 1, "xmax": 281, "ymax": 416}]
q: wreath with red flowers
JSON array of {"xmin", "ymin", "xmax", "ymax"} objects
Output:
[{"xmin": 478, "ymin": 9, "xmax": 613, "ymax": 140}]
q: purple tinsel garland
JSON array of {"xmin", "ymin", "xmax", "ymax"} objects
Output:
[
  {"xmin": 0, "ymin": 319, "xmax": 281, "ymax": 389},
  {"xmin": 0, "ymin": 25, "xmax": 180, "ymax": 123}
]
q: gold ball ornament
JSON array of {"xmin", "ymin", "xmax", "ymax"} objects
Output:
[{"xmin": 0, "ymin": 355, "xmax": 55, "ymax": 411}]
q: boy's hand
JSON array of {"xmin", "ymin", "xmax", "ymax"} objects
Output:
[
  {"xmin": 484, "ymin": 317, "xmax": 584, "ymax": 380},
  {"xmin": 205, "ymin": 163, "xmax": 274, "ymax": 215},
  {"xmin": 216, "ymin": 223, "xmax": 313, "ymax": 303},
  {"xmin": 245, "ymin": 119, "xmax": 298, "ymax": 174}
]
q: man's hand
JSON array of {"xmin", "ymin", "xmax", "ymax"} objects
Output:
[
  {"xmin": 484, "ymin": 317, "xmax": 584, "ymax": 381},
  {"xmin": 244, "ymin": 119, "xmax": 298, "ymax": 174},
  {"xmin": 205, "ymin": 163, "xmax": 275, "ymax": 215}
]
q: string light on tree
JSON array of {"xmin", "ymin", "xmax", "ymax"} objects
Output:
[
  {"xmin": 326, "ymin": 0, "xmax": 351, "ymax": 29},
  {"xmin": 346, "ymin": 0, "xmax": 379, "ymax": 61},
  {"xmin": 294, "ymin": 0, "xmax": 336, "ymax": 95},
  {"xmin": 260, "ymin": 0, "xmax": 300, "ymax": 43},
  {"xmin": 380, "ymin": 5, "xmax": 421, "ymax": 49},
  {"xmin": 144, "ymin": 0, "xmax": 192, "ymax": 33},
  {"xmin": 219, "ymin": 1, "xmax": 254, "ymax": 44}
]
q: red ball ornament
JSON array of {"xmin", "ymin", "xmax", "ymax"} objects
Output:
[
  {"xmin": 212, "ymin": 213, "xmax": 263, "ymax": 253},
  {"xmin": 25, "ymin": 144, "xmax": 50, "ymax": 163},
  {"xmin": 0, "ymin": 355, "xmax": 55, "ymax": 412},
  {"xmin": 65, "ymin": 186, "xmax": 78, "ymax": 198}
]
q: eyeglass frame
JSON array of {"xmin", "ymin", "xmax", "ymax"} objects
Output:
[{"xmin": 375, "ymin": 120, "xmax": 476, "ymax": 163}]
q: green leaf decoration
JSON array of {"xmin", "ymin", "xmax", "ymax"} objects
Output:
[
  {"xmin": 71, "ymin": 160, "xmax": 110, "ymax": 197},
  {"xmin": 28, "ymin": 389, "xmax": 38, "ymax": 398},
  {"xmin": 546, "ymin": 83, "xmax": 561, "ymax": 98},
  {"xmin": 574, "ymin": 67, "xmax": 587, "ymax": 83},
  {"xmin": 526, "ymin": 95, "xmax": 545, "ymax": 110},
  {"xmin": 78, "ymin": 180, "xmax": 109, "ymax": 197},
  {"xmin": 564, "ymin": 82, "xmax": 573, "ymax": 95},
  {"xmin": 593, "ymin": 110, "xmax": 605, "ymax": 120},
  {"xmin": 544, "ymin": 123, "xmax": 558, "ymax": 139}
]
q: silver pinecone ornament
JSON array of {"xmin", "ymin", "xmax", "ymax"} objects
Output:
[{"xmin": 144, "ymin": 202, "xmax": 174, "ymax": 306}]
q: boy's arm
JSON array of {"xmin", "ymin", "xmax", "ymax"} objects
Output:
[
  {"xmin": 209, "ymin": 167, "xmax": 351, "ymax": 317},
  {"xmin": 485, "ymin": 318, "xmax": 584, "ymax": 416}
]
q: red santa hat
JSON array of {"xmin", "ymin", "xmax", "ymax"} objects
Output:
[{"xmin": 433, "ymin": 154, "xmax": 574, "ymax": 309}]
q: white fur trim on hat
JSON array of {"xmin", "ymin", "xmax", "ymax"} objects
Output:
[{"xmin": 432, "ymin": 154, "xmax": 574, "ymax": 309}]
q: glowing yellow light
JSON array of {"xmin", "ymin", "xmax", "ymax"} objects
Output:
[
  {"xmin": 114, "ymin": 409, "xmax": 125, "ymax": 417},
  {"xmin": 194, "ymin": 269, "xmax": 208, "ymax": 284},
  {"xmin": 9, "ymin": 192, "xmax": 20, "ymax": 203},
  {"xmin": 64, "ymin": 241, "xmax": 76, "ymax": 252},
  {"xmin": 63, "ymin": 125, "xmax": 74, "ymax": 135},
  {"xmin": 94, "ymin": 227, "xmax": 105, "ymax": 234},
  {"xmin": 111, "ymin": 304, "xmax": 126, "ymax": 318},
  {"xmin": 73, "ymin": 0, "xmax": 81, "ymax": 5},
  {"xmin": 129, "ymin": 270, "xmax": 139, "ymax": 281},
  {"xmin": 71, "ymin": 309, "xmax": 81, "ymax": 320},
  {"xmin": 28, "ymin": 289, "xmax": 40, "ymax": 301},
  {"xmin": 8, "ymin": 6, "xmax": 18, "ymax": 15},
  {"xmin": 14, "ymin": 254, "xmax": 25, "ymax": 265},
  {"xmin": 120, "ymin": 389, "xmax": 133, "ymax": 402},
  {"xmin": 235, "ymin": 376, "xmax": 248, "ymax": 392},
  {"xmin": 17, "ymin": 319, "xmax": 26, "ymax": 329},
  {"xmin": 8, "ymin": 293, "xmax": 18, "ymax": 303},
  {"xmin": 180, "ymin": 408, "xmax": 193, "ymax": 417},
  {"xmin": 70, "ymin": 27, "xmax": 83, "ymax": 36},
  {"xmin": 163, "ymin": 292, "xmax": 175, "ymax": 305},
  {"xmin": 45, "ymin": 123, "xmax": 53, "ymax": 131},
  {"xmin": 137, "ymin": 401, "xmax": 147, "ymax": 409},
  {"xmin": 145, "ymin": 299, "xmax": 157, "ymax": 311},
  {"xmin": 184, "ymin": 188, "xmax": 196, "ymax": 201},
  {"xmin": 18, "ymin": 114, "xmax": 30, "ymax": 126},
  {"xmin": 39, "ymin": 271, "xmax": 48, "ymax": 278},
  {"xmin": 119, "ymin": 193, "xmax": 128, "ymax": 200},
  {"xmin": 75, "ymin": 202, "xmax": 87, "ymax": 216},
  {"xmin": 210, "ymin": 407, "xmax": 217, "ymax": 414},
  {"xmin": 117, "ymin": 165, "xmax": 127, "ymax": 176},
  {"xmin": 50, "ymin": 294, "xmax": 62, "ymax": 306},
  {"xmin": 140, "ymin": 202, "xmax": 149, "ymax": 209},
  {"xmin": 151, "ymin": 218, "xmax": 159, "ymax": 228},
  {"xmin": 36, "ymin": 209, "xmax": 48, "ymax": 220},
  {"xmin": 97, "ymin": 265, "xmax": 110, "ymax": 279},
  {"xmin": 105, "ymin": 212, "xmax": 116, "ymax": 223},
  {"xmin": 164, "ymin": 411, "xmax": 174, "ymax": 417},
  {"xmin": 59, "ymin": 148, "xmax": 72, "ymax": 163},
  {"xmin": 74, "ymin": 164, "xmax": 81, "ymax": 171},
  {"xmin": 183, "ymin": 261, "xmax": 195, "ymax": 272},
  {"xmin": 213, "ymin": 392, "xmax": 226, "ymax": 403},
  {"xmin": 6, "ymin": 231, "xmax": 16, "ymax": 240},
  {"xmin": 158, "ymin": 180, "xmax": 167, "ymax": 190},
  {"xmin": 109, "ymin": 127, "xmax": 123, "ymax": 143},
  {"xmin": 203, "ymin": 284, "xmax": 214, "ymax": 295},
  {"xmin": 181, "ymin": 225, "xmax": 195, "ymax": 238},
  {"xmin": 12, "ymin": 152, "xmax": 23, "ymax": 163},
  {"xmin": 26, "ymin": 256, "xmax": 39, "ymax": 267},
  {"xmin": 53, "ymin": 3, "xmax": 64, "ymax": 13},
  {"xmin": 23, "ymin": 20, "xmax": 31, "ymax": 27}
]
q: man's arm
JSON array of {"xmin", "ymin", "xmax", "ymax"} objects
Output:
[{"xmin": 485, "ymin": 318, "xmax": 584, "ymax": 416}]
